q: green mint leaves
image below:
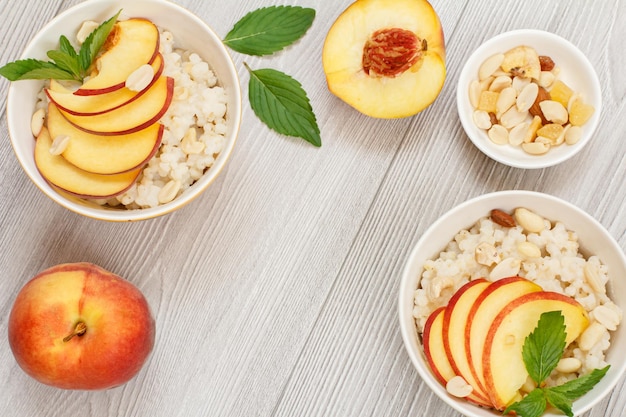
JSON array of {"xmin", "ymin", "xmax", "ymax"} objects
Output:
[
  {"xmin": 223, "ymin": 6, "xmax": 315, "ymax": 56},
  {"xmin": 223, "ymin": 6, "xmax": 320, "ymax": 147},
  {"xmin": 0, "ymin": 10, "xmax": 120, "ymax": 82},
  {"xmin": 522, "ymin": 310, "xmax": 568, "ymax": 384},
  {"xmin": 503, "ymin": 311, "xmax": 610, "ymax": 417},
  {"xmin": 246, "ymin": 65, "xmax": 320, "ymax": 147}
]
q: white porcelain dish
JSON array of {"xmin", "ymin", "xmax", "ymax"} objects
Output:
[
  {"xmin": 399, "ymin": 190, "xmax": 626, "ymax": 417},
  {"xmin": 6, "ymin": 0, "xmax": 242, "ymax": 221},
  {"xmin": 457, "ymin": 30, "xmax": 601, "ymax": 169}
]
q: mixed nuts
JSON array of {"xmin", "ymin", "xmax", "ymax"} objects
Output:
[{"xmin": 470, "ymin": 45, "xmax": 595, "ymax": 155}]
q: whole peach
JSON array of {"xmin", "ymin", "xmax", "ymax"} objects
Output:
[{"xmin": 8, "ymin": 262, "xmax": 155, "ymax": 390}]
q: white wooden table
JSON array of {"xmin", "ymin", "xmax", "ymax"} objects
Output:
[{"xmin": 1, "ymin": 0, "xmax": 625, "ymax": 416}]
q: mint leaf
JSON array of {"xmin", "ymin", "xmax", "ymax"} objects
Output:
[
  {"xmin": 523, "ymin": 311, "xmax": 567, "ymax": 384},
  {"xmin": 47, "ymin": 50, "xmax": 81, "ymax": 79},
  {"xmin": 550, "ymin": 365, "xmax": 610, "ymax": 399},
  {"xmin": 224, "ymin": 6, "xmax": 315, "ymax": 56},
  {"xmin": 503, "ymin": 388, "xmax": 547, "ymax": 417},
  {"xmin": 79, "ymin": 9, "xmax": 121, "ymax": 71},
  {"xmin": 544, "ymin": 388, "xmax": 574, "ymax": 417},
  {"xmin": 58, "ymin": 35, "xmax": 78, "ymax": 58},
  {"xmin": 246, "ymin": 64, "xmax": 321, "ymax": 147},
  {"xmin": 0, "ymin": 59, "xmax": 74, "ymax": 81}
]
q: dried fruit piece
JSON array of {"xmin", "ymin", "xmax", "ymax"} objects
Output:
[
  {"xmin": 538, "ymin": 55, "xmax": 555, "ymax": 71},
  {"xmin": 549, "ymin": 80, "xmax": 574, "ymax": 108},
  {"xmin": 500, "ymin": 45, "xmax": 541, "ymax": 79},
  {"xmin": 524, "ymin": 115, "xmax": 543, "ymax": 143},
  {"xmin": 536, "ymin": 123, "xmax": 565, "ymax": 145},
  {"xmin": 490, "ymin": 209, "xmax": 516, "ymax": 227},
  {"xmin": 477, "ymin": 90, "xmax": 499, "ymax": 113},
  {"xmin": 569, "ymin": 98, "xmax": 595, "ymax": 126}
]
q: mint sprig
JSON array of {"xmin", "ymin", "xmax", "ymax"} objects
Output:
[
  {"xmin": 503, "ymin": 311, "xmax": 610, "ymax": 417},
  {"xmin": 0, "ymin": 10, "xmax": 120, "ymax": 82},
  {"xmin": 223, "ymin": 6, "xmax": 320, "ymax": 146}
]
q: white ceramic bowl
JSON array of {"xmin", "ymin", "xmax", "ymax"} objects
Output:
[
  {"xmin": 457, "ymin": 30, "xmax": 601, "ymax": 169},
  {"xmin": 6, "ymin": 0, "xmax": 241, "ymax": 221},
  {"xmin": 399, "ymin": 190, "xmax": 626, "ymax": 417}
]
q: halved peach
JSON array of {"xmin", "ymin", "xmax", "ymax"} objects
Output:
[
  {"xmin": 46, "ymin": 103, "xmax": 163, "ymax": 175},
  {"xmin": 34, "ymin": 128, "xmax": 141, "ymax": 199},
  {"xmin": 46, "ymin": 53, "xmax": 164, "ymax": 116},
  {"xmin": 322, "ymin": 0, "xmax": 446, "ymax": 118}
]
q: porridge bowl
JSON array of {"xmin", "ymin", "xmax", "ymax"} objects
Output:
[
  {"xmin": 398, "ymin": 190, "xmax": 626, "ymax": 417},
  {"xmin": 457, "ymin": 30, "xmax": 601, "ymax": 169},
  {"xmin": 6, "ymin": 0, "xmax": 241, "ymax": 221}
]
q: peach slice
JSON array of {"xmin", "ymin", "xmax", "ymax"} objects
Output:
[
  {"xmin": 423, "ymin": 307, "xmax": 454, "ymax": 386},
  {"xmin": 465, "ymin": 277, "xmax": 543, "ymax": 396},
  {"xmin": 442, "ymin": 279, "xmax": 493, "ymax": 406},
  {"xmin": 322, "ymin": 0, "xmax": 446, "ymax": 118},
  {"xmin": 46, "ymin": 103, "xmax": 163, "ymax": 175},
  {"xmin": 59, "ymin": 76, "xmax": 174, "ymax": 136},
  {"xmin": 46, "ymin": 53, "xmax": 164, "ymax": 116},
  {"xmin": 482, "ymin": 291, "xmax": 589, "ymax": 410},
  {"xmin": 75, "ymin": 18, "xmax": 160, "ymax": 96},
  {"xmin": 34, "ymin": 127, "xmax": 141, "ymax": 199}
]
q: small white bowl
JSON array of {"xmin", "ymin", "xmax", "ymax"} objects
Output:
[
  {"xmin": 457, "ymin": 30, "xmax": 601, "ymax": 169},
  {"xmin": 6, "ymin": 0, "xmax": 241, "ymax": 221},
  {"xmin": 399, "ymin": 190, "xmax": 626, "ymax": 417}
]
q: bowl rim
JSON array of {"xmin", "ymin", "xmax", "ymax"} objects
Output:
[
  {"xmin": 456, "ymin": 29, "xmax": 602, "ymax": 169},
  {"xmin": 6, "ymin": 0, "xmax": 242, "ymax": 222},
  {"xmin": 398, "ymin": 190, "xmax": 626, "ymax": 417}
]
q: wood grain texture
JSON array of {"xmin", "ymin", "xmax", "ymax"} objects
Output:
[{"xmin": 0, "ymin": 0, "xmax": 624, "ymax": 416}]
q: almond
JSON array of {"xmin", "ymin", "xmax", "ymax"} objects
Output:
[
  {"xmin": 528, "ymin": 86, "xmax": 551, "ymax": 124},
  {"xmin": 490, "ymin": 209, "xmax": 516, "ymax": 227}
]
